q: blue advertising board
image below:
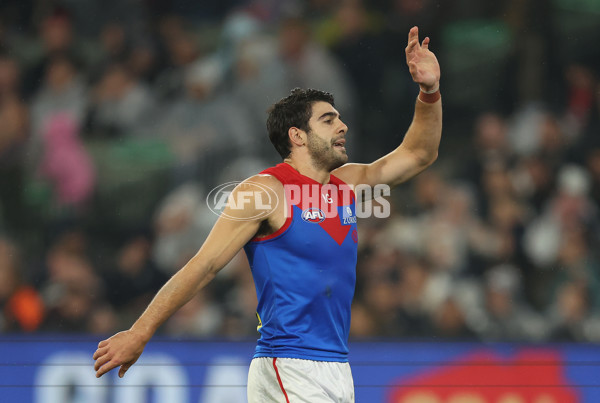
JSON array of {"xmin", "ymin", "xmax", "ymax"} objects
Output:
[{"xmin": 1, "ymin": 335, "xmax": 600, "ymax": 402}]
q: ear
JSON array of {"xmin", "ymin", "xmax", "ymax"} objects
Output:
[{"xmin": 288, "ymin": 127, "xmax": 306, "ymax": 147}]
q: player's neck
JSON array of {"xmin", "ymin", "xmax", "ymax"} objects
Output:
[{"xmin": 284, "ymin": 158, "xmax": 331, "ymax": 185}]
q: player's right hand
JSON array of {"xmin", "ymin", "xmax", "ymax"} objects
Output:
[{"xmin": 93, "ymin": 330, "xmax": 147, "ymax": 378}]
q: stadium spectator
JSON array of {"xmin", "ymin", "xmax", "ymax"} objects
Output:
[
  {"xmin": 86, "ymin": 63, "xmax": 156, "ymax": 138},
  {"xmin": 23, "ymin": 8, "xmax": 89, "ymax": 99},
  {"xmin": 29, "ymin": 55, "xmax": 88, "ymax": 167},
  {"xmin": 0, "ymin": 54, "xmax": 28, "ymax": 231},
  {"xmin": 102, "ymin": 232, "xmax": 168, "ymax": 317},
  {"xmin": 38, "ymin": 113, "xmax": 95, "ymax": 208},
  {"xmin": 0, "ymin": 237, "xmax": 45, "ymax": 332}
]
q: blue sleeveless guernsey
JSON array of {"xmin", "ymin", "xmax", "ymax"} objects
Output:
[{"xmin": 244, "ymin": 163, "xmax": 358, "ymax": 362}]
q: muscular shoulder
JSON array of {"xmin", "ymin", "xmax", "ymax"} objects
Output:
[
  {"xmin": 220, "ymin": 175, "xmax": 284, "ymax": 223},
  {"xmin": 239, "ymin": 174, "xmax": 285, "ymax": 200},
  {"xmin": 247, "ymin": 174, "xmax": 284, "ymax": 189}
]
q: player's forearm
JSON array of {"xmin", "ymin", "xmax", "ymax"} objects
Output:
[
  {"xmin": 129, "ymin": 254, "xmax": 217, "ymax": 342},
  {"xmin": 400, "ymin": 93, "xmax": 442, "ymax": 166}
]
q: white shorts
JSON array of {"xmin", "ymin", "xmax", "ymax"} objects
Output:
[{"xmin": 247, "ymin": 357, "xmax": 354, "ymax": 403}]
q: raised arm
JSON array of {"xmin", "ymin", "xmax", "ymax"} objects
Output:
[
  {"xmin": 93, "ymin": 176, "xmax": 281, "ymax": 378},
  {"xmin": 333, "ymin": 26, "xmax": 442, "ymax": 188}
]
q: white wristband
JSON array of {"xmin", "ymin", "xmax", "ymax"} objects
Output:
[{"xmin": 420, "ymin": 85, "xmax": 439, "ymax": 94}]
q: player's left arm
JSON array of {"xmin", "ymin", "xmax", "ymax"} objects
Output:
[{"xmin": 333, "ymin": 26, "xmax": 442, "ymax": 188}]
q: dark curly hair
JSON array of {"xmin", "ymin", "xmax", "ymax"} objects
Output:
[{"xmin": 267, "ymin": 88, "xmax": 335, "ymax": 159}]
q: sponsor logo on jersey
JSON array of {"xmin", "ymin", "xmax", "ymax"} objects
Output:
[
  {"xmin": 342, "ymin": 216, "xmax": 357, "ymax": 224},
  {"xmin": 301, "ymin": 208, "xmax": 326, "ymax": 223},
  {"xmin": 342, "ymin": 205, "xmax": 357, "ymax": 224}
]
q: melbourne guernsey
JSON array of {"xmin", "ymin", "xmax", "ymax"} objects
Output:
[{"xmin": 244, "ymin": 163, "xmax": 358, "ymax": 362}]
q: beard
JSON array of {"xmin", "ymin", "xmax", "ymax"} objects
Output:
[{"xmin": 306, "ymin": 131, "xmax": 348, "ymax": 172}]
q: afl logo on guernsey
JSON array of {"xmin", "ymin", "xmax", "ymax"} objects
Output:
[{"xmin": 302, "ymin": 208, "xmax": 326, "ymax": 223}]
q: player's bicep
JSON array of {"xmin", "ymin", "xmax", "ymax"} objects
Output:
[
  {"xmin": 196, "ymin": 180, "xmax": 276, "ymax": 273},
  {"xmin": 198, "ymin": 214, "xmax": 261, "ymax": 272}
]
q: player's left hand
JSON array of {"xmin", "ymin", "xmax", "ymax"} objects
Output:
[{"xmin": 405, "ymin": 26, "xmax": 441, "ymax": 92}]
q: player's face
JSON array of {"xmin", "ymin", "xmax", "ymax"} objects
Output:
[{"xmin": 306, "ymin": 101, "xmax": 349, "ymax": 171}]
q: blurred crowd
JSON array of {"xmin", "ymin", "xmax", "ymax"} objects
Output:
[{"xmin": 1, "ymin": 0, "xmax": 600, "ymax": 343}]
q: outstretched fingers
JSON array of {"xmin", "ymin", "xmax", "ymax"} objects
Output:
[
  {"xmin": 422, "ymin": 37, "xmax": 430, "ymax": 49},
  {"xmin": 93, "ymin": 340, "xmax": 119, "ymax": 378},
  {"xmin": 405, "ymin": 26, "xmax": 440, "ymax": 88},
  {"xmin": 95, "ymin": 356, "xmax": 120, "ymax": 378},
  {"xmin": 119, "ymin": 363, "xmax": 133, "ymax": 378},
  {"xmin": 406, "ymin": 38, "xmax": 419, "ymax": 53},
  {"xmin": 93, "ymin": 340, "xmax": 109, "ymax": 359},
  {"xmin": 94, "ymin": 352, "xmax": 112, "ymax": 372},
  {"xmin": 408, "ymin": 26, "xmax": 419, "ymax": 43}
]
